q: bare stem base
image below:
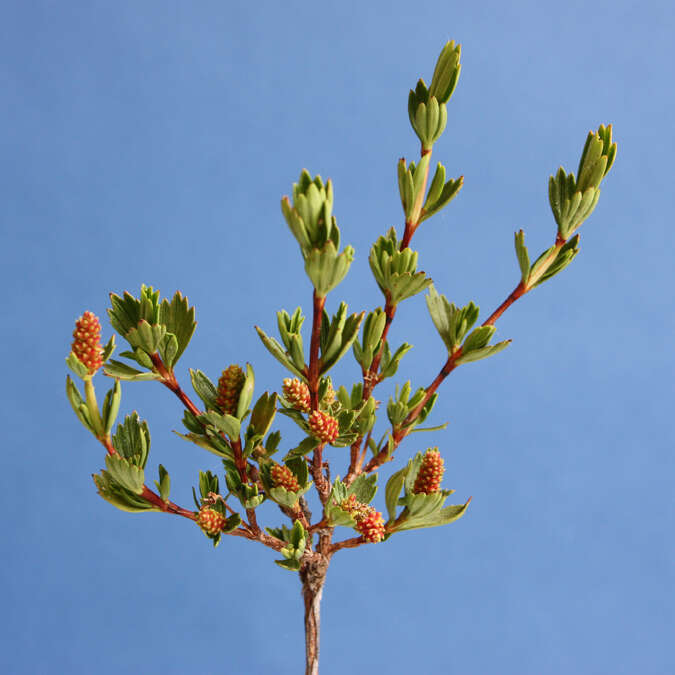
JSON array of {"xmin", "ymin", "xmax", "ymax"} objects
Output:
[{"xmin": 300, "ymin": 557, "xmax": 329, "ymax": 675}]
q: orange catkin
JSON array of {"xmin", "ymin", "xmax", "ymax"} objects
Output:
[
  {"xmin": 196, "ymin": 507, "xmax": 227, "ymax": 535},
  {"xmin": 307, "ymin": 410, "xmax": 339, "ymax": 444},
  {"xmin": 270, "ymin": 463, "xmax": 300, "ymax": 493},
  {"xmin": 71, "ymin": 311, "xmax": 104, "ymax": 375},
  {"xmin": 413, "ymin": 448, "xmax": 445, "ymax": 494},
  {"xmin": 216, "ymin": 365, "xmax": 246, "ymax": 415},
  {"xmin": 282, "ymin": 378, "xmax": 311, "ymax": 412}
]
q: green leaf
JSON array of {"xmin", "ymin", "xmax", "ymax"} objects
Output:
[
  {"xmin": 278, "ymin": 520, "xmax": 307, "ymax": 563},
  {"xmin": 159, "ymin": 291, "xmax": 196, "ymax": 365},
  {"xmin": 400, "ymin": 490, "xmax": 447, "ymax": 518},
  {"xmin": 236, "ymin": 363, "xmax": 255, "ymax": 419},
  {"xmin": 425, "ymin": 285, "xmax": 479, "ymax": 353},
  {"xmin": 104, "ymin": 454, "xmax": 145, "ymax": 494},
  {"xmin": 402, "ymin": 452, "xmax": 425, "ymax": 494},
  {"xmin": 173, "ymin": 430, "xmax": 232, "ymax": 459},
  {"xmin": 190, "ymin": 369, "xmax": 218, "ymax": 410},
  {"xmin": 577, "ymin": 124, "xmax": 616, "ymax": 191},
  {"xmin": 396, "ymin": 497, "xmax": 471, "ymax": 531},
  {"xmin": 321, "ymin": 310, "xmax": 364, "ymax": 374},
  {"xmin": 65, "ymin": 375, "xmax": 94, "ymax": 432},
  {"xmin": 528, "ymin": 244, "xmax": 558, "ymax": 286},
  {"xmin": 221, "ymin": 513, "xmax": 241, "ymax": 534},
  {"xmin": 428, "ymin": 40, "xmax": 462, "ymax": 105},
  {"xmin": 288, "ymin": 335, "xmax": 306, "ymax": 372},
  {"xmin": 198, "ymin": 470, "xmax": 220, "ymax": 499},
  {"xmin": 285, "ymin": 456, "xmax": 309, "ymax": 488},
  {"xmin": 397, "ymin": 157, "xmax": 414, "ymax": 217},
  {"xmin": 93, "ymin": 471, "xmax": 156, "ymax": 512},
  {"xmin": 532, "ymin": 235, "xmax": 581, "ymax": 287},
  {"xmin": 65, "ymin": 352, "xmax": 90, "ymax": 379},
  {"xmin": 325, "ymin": 480, "xmax": 355, "ymax": 527},
  {"xmin": 255, "ymin": 326, "xmax": 306, "ymax": 379},
  {"xmin": 112, "ymin": 412, "xmax": 150, "ymax": 468},
  {"xmin": 409, "ymin": 422, "xmax": 449, "ymax": 434},
  {"xmin": 379, "ymin": 341, "xmax": 413, "ymax": 380},
  {"xmin": 275, "ymin": 558, "xmax": 301, "ymax": 571},
  {"xmin": 354, "ymin": 308, "xmax": 386, "ymax": 370},
  {"xmin": 154, "ymin": 464, "xmax": 171, "ymax": 501},
  {"xmin": 120, "ymin": 348, "xmax": 155, "ymax": 370},
  {"xmin": 158, "ymin": 333, "xmax": 179, "ymax": 371},
  {"xmin": 286, "ymin": 436, "xmax": 320, "ymax": 458},
  {"xmin": 101, "ymin": 379, "xmax": 122, "ymax": 435},
  {"xmin": 353, "ymin": 397, "xmax": 377, "ymax": 435},
  {"xmin": 108, "ymin": 290, "xmax": 142, "ymax": 338},
  {"xmin": 369, "ymin": 231, "xmax": 432, "ymax": 305},
  {"xmin": 269, "ymin": 486, "xmax": 301, "ymax": 508},
  {"xmin": 125, "ymin": 320, "xmax": 166, "ymax": 354},
  {"xmin": 420, "ymin": 175, "xmax": 463, "ymax": 223},
  {"xmin": 248, "ymin": 392, "xmax": 278, "ymax": 438},
  {"xmin": 101, "ymin": 334, "xmax": 116, "ymax": 363},
  {"xmin": 104, "ymin": 360, "xmax": 159, "ymax": 382},
  {"xmin": 411, "ymin": 153, "xmax": 431, "ymax": 209},
  {"xmin": 461, "ymin": 325, "xmax": 496, "ymax": 353},
  {"xmin": 385, "ymin": 468, "xmax": 407, "ymax": 522},
  {"xmin": 304, "ymin": 241, "xmax": 355, "ymax": 297},
  {"xmin": 325, "ymin": 505, "xmax": 356, "ymax": 528},
  {"xmin": 321, "ymin": 302, "xmax": 347, "ymax": 365},
  {"xmin": 455, "ymin": 340, "xmax": 511, "ymax": 365},
  {"xmin": 514, "ymin": 230, "xmax": 530, "ymax": 284},
  {"xmin": 348, "ymin": 473, "xmax": 377, "ymax": 504},
  {"xmin": 200, "ymin": 411, "xmax": 241, "ymax": 440}
]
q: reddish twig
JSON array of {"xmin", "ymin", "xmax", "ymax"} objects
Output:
[
  {"xmin": 307, "ymin": 291, "xmax": 325, "ymax": 406},
  {"xmin": 329, "ymin": 535, "xmax": 366, "ymax": 553},
  {"xmin": 307, "ymin": 291, "xmax": 330, "ymax": 502},
  {"xmin": 345, "ymin": 150, "xmax": 434, "ymax": 484},
  {"xmin": 149, "ymin": 352, "xmax": 202, "ymax": 417}
]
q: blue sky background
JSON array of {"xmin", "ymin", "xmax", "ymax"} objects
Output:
[{"xmin": 2, "ymin": 1, "xmax": 673, "ymax": 673}]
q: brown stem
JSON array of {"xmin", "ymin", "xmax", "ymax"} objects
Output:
[
  {"xmin": 329, "ymin": 535, "xmax": 366, "ymax": 553},
  {"xmin": 300, "ymin": 557, "xmax": 329, "ymax": 675},
  {"xmin": 363, "ymin": 355, "xmax": 457, "ymax": 474},
  {"xmin": 149, "ymin": 352, "xmax": 202, "ymax": 417},
  {"xmin": 307, "ymin": 291, "xmax": 330, "ymax": 502},
  {"xmin": 363, "ymin": 298, "xmax": 396, "ymax": 398},
  {"xmin": 346, "ymin": 152, "xmax": 433, "ymax": 484},
  {"xmin": 362, "ymin": 233, "xmax": 570, "ymax": 474},
  {"xmin": 140, "ymin": 486, "xmax": 196, "ymax": 519},
  {"xmin": 100, "ymin": 434, "xmax": 197, "ymax": 519},
  {"xmin": 482, "ymin": 280, "xmax": 526, "ymax": 327},
  {"xmin": 307, "ymin": 291, "xmax": 325, "ymax": 407}
]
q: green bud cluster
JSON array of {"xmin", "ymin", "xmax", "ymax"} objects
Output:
[{"xmin": 281, "ymin": 170, "xmax": 354, "ymax": 297}]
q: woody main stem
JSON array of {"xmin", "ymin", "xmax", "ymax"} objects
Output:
[{"xmin": 300, "ymin": 558, "xmax": 329, "ymax": 675}]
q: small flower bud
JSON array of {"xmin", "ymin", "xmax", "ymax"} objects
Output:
[
  {"xmin": 216, "ymin": 365, "xmax": 245, "ymax": 416},
  {"xmin": 196, "ymin": 507, "xmax": 227, "ymax": 535},
  {"xmin": 355, "ymin": 509, "xmax": 385, "ymax": 543},
  {"xmin": 282, "ymin": 378, "xmax": 311, "ymax": 412},
  {"xmin": 320, "ymin": 381, "xmax": 335, "ymax": 407},
  {"xmin": 71, "ymin": 311, "xmax": 104, "ymax": 375},
  {"xmin": 307, "ymin": 410, "xmax": 339, "ymax": 444},
  {"xmin": 413, "ymin": 448, "xmax": 445, "ymax": 495},
  {"xmin": 339, "ymin": 494, "xmax": 370, "ymax": 519},
  {"xmin": 270, "ymin": 463, "xmax": 300, "ymax": 493},
  {"xmin": 338, "ymin": 495, "xmax": 385, "ymax": 542}
]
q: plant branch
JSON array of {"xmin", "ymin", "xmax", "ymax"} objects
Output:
[
  {"xmin": 329, "ymin": 535, "xmax": 366, "ymax": 553},
  {"xmin": 307, "ymin": 290, "xmax": 325, "ymax": 406},
  {"xmin": 363, "ymin": 232, "xmax": 572, "ymax": 474},
  {"xmin": 307, "ymin": 290, "xmax": 330, "ymax": 502},
  {"xmin": 149, "ymin": 352, "xmax": 202, "ymax": 417},
  {"xmin": 346, "ymin": 150, "xmax": 433, "ymax": 484},
  {"xmin": 300, "ymin": 557, "xmax": 329, "ymax": 675}
]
